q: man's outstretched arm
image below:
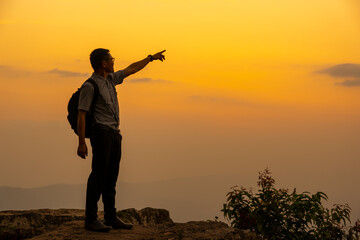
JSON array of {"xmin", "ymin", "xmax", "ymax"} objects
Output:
[{"xmin": 123, "ymin": 50, "xmax": 166, "ymax": 78}]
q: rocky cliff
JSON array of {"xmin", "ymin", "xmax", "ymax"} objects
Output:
[{"xmin": 0, "ymin": 208, "xmax": 259, "ymax": 240}]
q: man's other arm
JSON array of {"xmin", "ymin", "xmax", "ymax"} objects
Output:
[
  {"xmin": 123, "ymin": 50, "xmax": 166, "ymax": 78},
  {"xmin": 77, "ymin": 110, "xmax": 88, "ymax": 159}
]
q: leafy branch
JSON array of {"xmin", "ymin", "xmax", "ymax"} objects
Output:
[{"xmin": 222, "ymin": 168, "xmax": 360, "ymax": 240}]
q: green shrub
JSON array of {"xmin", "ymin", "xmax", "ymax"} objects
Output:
[{"xmin": 222, "ymin": 168, "xmax": 360, "ymax": 240}]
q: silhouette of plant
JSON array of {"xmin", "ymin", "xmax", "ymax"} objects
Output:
[{"xmin": 222, "ymin": 168, "xmax": 360, "ymax": 240}]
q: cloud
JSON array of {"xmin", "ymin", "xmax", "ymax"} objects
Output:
[
  {"xmin": 0, "ymin": 66, "xmax": 88, "ymax": 78},
  {"xmin": 128, "ymin": 78, "xmax": 172, "ymax": 84},
  {"xmin": 0, "ymin": 65, "xmax": 14, "ymax": 70},
  {"xmin": 0, "ymin": 65, "xmax": 32, "ymax": 78},
  {"xmin": 189, "ymin": 95, "xmax": 217, "ymax": 101},
  {"xmin": 317, "ymin": 63, "xmax": 360, "ymax": 87},
  {"xmin": 335, "ymin": 79, "xmax": 360, "ymax": 87},
  {"xmin": 317, "ymin": 64, "xmax": 360, "ymax": 78},
  {"xmin": 188, "ymin": 95, "xmax": 251, "ymax": 106},
  {"xmin": 47, "ymin": 68, "xmax": 89, "ymax": 78}
]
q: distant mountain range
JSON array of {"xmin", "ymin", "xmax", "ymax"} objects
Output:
[
  {"xmin": 0, "ymin": 174, "xmax": 251, "ymax": 223},
  {"xmin": 1, "ymin": 174, "xmax": 359, "ymax": 223}
]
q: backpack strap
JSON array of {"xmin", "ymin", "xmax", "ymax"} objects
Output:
[{"xmin": 85, "ymin": 78, "xmax": 100, "ymax": 116}]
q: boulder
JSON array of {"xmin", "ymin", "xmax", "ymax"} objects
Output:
[{"xmin": 117, "ymin": 207, "xmax": 173, "ymax": 226}]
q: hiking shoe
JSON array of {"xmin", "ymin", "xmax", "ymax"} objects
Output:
[
  {"xmin": 104, "ymin": 216, "xmax": 133, "ymax": 229},
  {"xmin": 85, "ymin": 219, "xmax": 112, "ymax": 232}
]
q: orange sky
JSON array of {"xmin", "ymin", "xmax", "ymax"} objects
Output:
[{"xmin": 0, "ymin": 0, "xmax": 359, "ymax": 220}]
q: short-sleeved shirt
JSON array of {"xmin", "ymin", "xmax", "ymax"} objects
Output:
[{"xmin": 78, "ymin": 70, "xmax": 125, "ymax": 130}]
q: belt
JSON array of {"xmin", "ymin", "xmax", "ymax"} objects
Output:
[{"xmin": 93, "ymin": 124, "xmax": 120, "ymax": 134}]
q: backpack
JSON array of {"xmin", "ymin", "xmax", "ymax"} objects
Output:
[{"xmin": 67, "ymin": 78, "xmax": 100, "ymax": 138}]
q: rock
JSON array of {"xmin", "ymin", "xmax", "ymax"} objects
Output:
[
  {"xmin": 224, "ymin": 229, "xmax": 260, "ymax": 240},
  {"xmin": 0, "ymin": 209, "xmax": 84, "ymax": 240},
  {"xmin": 0, "ymin": 208, "xmax": 260, "ymax": 240},
  {"xmin": 118, "ymin": 207, "xmax": 173, "ymax": 226}
]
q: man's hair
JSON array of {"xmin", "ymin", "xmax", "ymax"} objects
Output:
[{"xmin": 90, "ymin": 48, "xmax": 110, "ymax": 71}]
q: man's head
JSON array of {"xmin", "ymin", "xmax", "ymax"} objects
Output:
[{"xmin": 90, "ymin": 48, "xmax": 115, "ymax": 73}]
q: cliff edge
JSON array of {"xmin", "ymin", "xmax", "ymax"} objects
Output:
[{"xmin": 0, "ymin": 208, "xmax": 259, "ymax": 240}]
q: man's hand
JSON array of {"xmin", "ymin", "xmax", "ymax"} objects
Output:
[
  {"xmin": 123, "ymin": 50, "xmax": 166, "ymax": 78},
  {"xmin": 77, "ymin": 110, "xmax": 88, "ymax": 159},
  {"xmin": 152, "ymin": 50, "xmax": 166, "ymax": 62},
  {"xmin": 77, "ymin": 142, "xmax": 88, "ymax": 159}
]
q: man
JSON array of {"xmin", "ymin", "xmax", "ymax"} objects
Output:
[{"xmin": 77, "ymin": 48, "xmax": 166, "ymax": 232}]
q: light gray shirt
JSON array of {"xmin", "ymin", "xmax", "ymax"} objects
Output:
[{"xmin": 78, "ymin": 71, "xmax": 125, "ymax": 130}]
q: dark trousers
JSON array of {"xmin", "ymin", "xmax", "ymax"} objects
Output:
[{"xmin": 85, "ymin": 125, "xmax": 122, "ymax": 222}]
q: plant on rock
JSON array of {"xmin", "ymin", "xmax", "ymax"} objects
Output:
[{"xmin": 222, "ymin": 168, "xmax": 360, "ymax": 240}]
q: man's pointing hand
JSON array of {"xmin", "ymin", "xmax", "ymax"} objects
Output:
[{"xmin": 152, "ymin": 50, "xmax": 166, "ymax": 62}]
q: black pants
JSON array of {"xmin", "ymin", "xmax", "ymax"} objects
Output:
[{"xmin": 85, "ymin": 125, "xmax": 122, "ymax": 222}]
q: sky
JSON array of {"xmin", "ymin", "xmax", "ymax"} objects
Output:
[{"xmin": 0, "ymin": 0, "xmax": 359, "ymax": 221}]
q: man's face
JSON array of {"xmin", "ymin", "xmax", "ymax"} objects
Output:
[{"xmin": 103, "ymin": 53, "xmax": 115, "ymax": 73}]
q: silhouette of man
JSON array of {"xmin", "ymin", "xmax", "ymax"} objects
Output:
[{"xmin": 77, "ymin": 48, "xmax": 166, "ymax": 232}]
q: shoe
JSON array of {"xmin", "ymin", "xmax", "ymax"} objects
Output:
[
  {"xmin": 104, "ymin": 216, "xmax": 133, "ymax": 230},
  {"xmin": 85, "ymin": 219, "xmax": 112, "ymax": 232}
]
